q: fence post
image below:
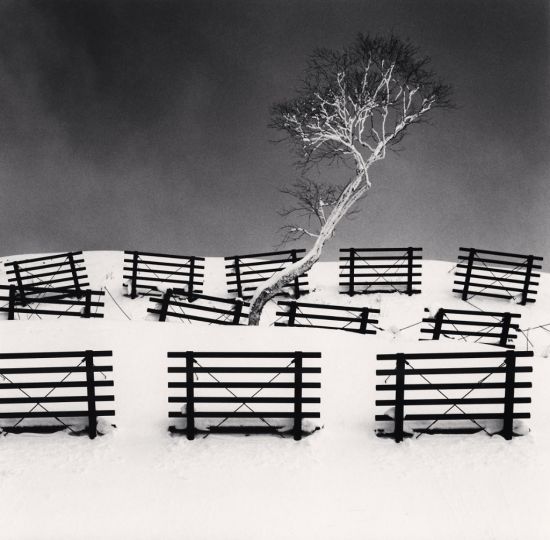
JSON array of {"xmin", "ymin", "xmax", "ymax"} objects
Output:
[
  {"xmin": 293, "ymin": 351, "xmax": 303, "ymax": 441},
  {"xmin": 13, "ymin": 263, "xmax": 27, "ymax": 306},
  {"xmin": 130, "ymin": 251, "xmax": 139, "ymax": 299},
  {"xmin": 185, "ymin": 351, "xmax": 195, "ymax": 440},
  {"xmin": 7, "ymin": 285, "xmax": 17, "ymax": 320},
  {"xmin": 233, "ymin": 257, "xmax": 243, "ymax": 298},
  {"xmin": 394, "ymin": 353, "xmax": 406, "ymax": 443},
  {"xmin": 291, "ymin": 250, "xmax": 301, "ymax": 299},
  {"xmin": 359, "ymin": 308, "xmax": 370, "ymax": 334},
  {"xmin": 68, "ymin": 253, "xmax": 82, "ymax": 298},
  {"xmin": 84, "ymin": 350, "xmax": 97, "ymax": 439},
  {"xmin": 406, "ymin": 247, "xmax": 414, "ymax": 296},
  {"xmin": 502, "ymin": 350, "xmax": 516, "ymax": 440},
  {"xmin": 461, "ymin": 248, "xmax": 476, "ymax": 301},
  {"xmin": 432, "ymin": 309, "xmax": 445, "ymax": 340},
  {"xmin": 159, "ymin": 289, "xmax": 173, "ymax": 322},
  {"xmin": 520, "ymin": 255, "xmax": 534, "ymax": 306},
  {"xmin": 349, "ymin": 248, "xmax": 355, "ymax": 296},
  {"xmin": 82, "ymin": 290, "xmax": 92, "ymax": 318},
  {"xmin": 499, "ymin": 312, "xmax": 512, "ymax": 348},
  {"xmin": 287, "ymin": 302, "xmax": 298, "ymax": 327},
  {"xmin": 232, "ymin": 298, "xmax": 243, "ymax": 325},
  {"xmin": 187, "ymin": 257, "xmax": 196, "ymax": 302}
]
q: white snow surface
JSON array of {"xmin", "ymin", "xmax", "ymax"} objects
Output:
[{"xmin": 0, "ymin": 251, "xmax": 549, "ymax": 539}]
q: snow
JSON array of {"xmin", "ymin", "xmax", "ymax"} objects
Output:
[{"xmin": 0, "ymin": 251, "xmax": 549, "ymax": 539}]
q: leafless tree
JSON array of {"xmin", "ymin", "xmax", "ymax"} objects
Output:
[{"xmin": 248, "ymin": 33, "xmax": 452, "ymax": 325}]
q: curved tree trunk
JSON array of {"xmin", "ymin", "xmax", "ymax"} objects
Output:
[{"xmin": 248, "ymin": 170, "xmax": 369, "ymax": 325}]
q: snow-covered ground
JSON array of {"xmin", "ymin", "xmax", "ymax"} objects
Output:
[{"xmin": 0, "ymin": 251, "xmax": 549, "ymax": 539}]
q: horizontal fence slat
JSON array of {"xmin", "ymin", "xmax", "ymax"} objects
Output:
[{"xmin": 168, "ymin": 352, "xmax": 321, "ymax": 358}]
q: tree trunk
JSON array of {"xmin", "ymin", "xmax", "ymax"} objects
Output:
[{"xmin": 248, "ymin": 170, "xmax": 368, "ymax": 325}]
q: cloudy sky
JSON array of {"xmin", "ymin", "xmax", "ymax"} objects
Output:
[{"xmin": 0, "ymin": 0, "xmax": 548, "ymax": 261}]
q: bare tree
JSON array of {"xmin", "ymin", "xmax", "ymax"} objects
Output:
[{"xmin": 248, "ymin": 33, "xmax": 452, "ymax": 325}]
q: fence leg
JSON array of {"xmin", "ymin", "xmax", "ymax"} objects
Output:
[
  {"xmin": 7, "ymin": 285, "xmax": 16, "ymax": 320},
  {"xmin": 349, "ymin": 248, "xmax": 355, "ymax": 296},
  {"xmin": 13, "ymin": 263, "xmax": 27, "ymax": 306},
  {"xmin": 233, "ymin": 257, "xmax": 243, "ymax": 298},
  {"xmin": 293, "ymin": 352, "xmax": 303, "ymax": 441},
  {"xmin": 130, "ymin": 251, "xmax": 139, "ymax": 299},
  {"xmin": 406, "ymin": 247, "xmax": 414, "ymax": 295},
  {"xmin": 359, "ymin": 308, "xmax": 370, "ymax": 334},
  {"xmin": 159, "ymin": 289, "xmax": 173, "ymax": 322},
  {"xmin": 68, "ymin": 253, "xmax": 82, "ymax": 299},
  {"xmin": 461, "ymin": 248, "xmax": 475, "ymax": 301},
  {"xmin": 82, "ymin": 290, "xmax": 92, "ymax": 318},
  {"xmin": 185, "ymin": 352, "xmax": 195, "ymax": 440},
  {"xmin": 84, "ymin": 350, "xmax": 98, "ymax": 439},
  {"xmin": 187, "ymin": 257, "xmax": 196, "ymax": 302},
  {"xmin": 232, "ymin": 299, "xmax": 243, "ymax": 325},
  {"xmin": 394, "ymin": 353, "xmax": 406, "ymax": 443},
  {"xmin": 432, "ymin": 309, "xmax": 445, "ymax": 340},
  {"xmin": 287, "ymin": 302, "xmax": 297, "ymax": 327},
  {"xmin": 520, "ymin": 256, "xmax": 534, "ymax": 306},
  {"xmin": 499, "ymin": 312, "xmax": 512, "ymax": 348},
  {"xmin": 502, "ymin": 350, "xmax": 516, "ymax": 440},
  {"xmin": 291, "ymin": 250, "xmax": 300, "ymax": 299}
]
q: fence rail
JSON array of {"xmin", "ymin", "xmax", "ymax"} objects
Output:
[
  {"xmin": 0, "ymin": 350, "xmax": 114, "ymax": 438},
  {"xmin": 167, "ymin": 351, "xmax": 321, "ymax": 440},
  {"xmin": 339, "ymin": 247, "xmax": 422, "ymax": 296}
]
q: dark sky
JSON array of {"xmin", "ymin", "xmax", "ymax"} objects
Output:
[{"xmin": 0, "ymin": 0, "xmax": 548, "ymax": 261}]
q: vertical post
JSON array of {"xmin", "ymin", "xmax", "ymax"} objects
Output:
[
  {"xmin": 359, "ymin": 308, "xmax": 370, "ymax": 334},
  {"xmin": 68, "ymin": 253, "xmax": 82, "ymax": 298},
  {"xmin": 348, "ymin": 248, "xmax": 355, "ymax": 296},
  {"xmin": 461, "ymin": 248, "xmax": 476, "ymax": 301},
  {"xmin": 520, "ymin": 255, "xmax": 534, "ymax": 306},
  {"xmin": 432, "ymin": 309, "xmax": 445, "ymax": 340},
  {"xmin": 293, "ymin": 351, "xmax": 303, "ymax": 441},
  {"xmin": 187, "ymin": 257, "xmax": 196, "ymax": 302},
  {"xmin": 13, "ymin": 263, "xmax": 27, "ymax": 305},
  {"xmin": 291, "ymin": 250, "xmax": 301, "ymax": 299},
  {"xmin": 502, "ymin": 350, "xmax": 516, "ymax": 440},
  {"xmin": 130, "ymin": 251, "xmax": 139, "ymax": 299},
  {"xmin": 82, "ymin": 289, "xmax": 92, "ymax": 318},
  {"xmin": 406, "ymin": 247, "xmax": 414, "ymax": 296},
  {"xmin": 7, "ymin": 285, "xmax": 16, "ymax": 320},
  {"xmin": 232, "ymin": 298, "xmax": 243, "ymax": 325},
  {"xmin": 233, "ymin": 257, "xmax": 243, "ymax": 298},
  {"xmin": 287, "ymin": 301, "xmax": 298, "ymax": 327},
  {"xmin": 84, "ymin": 350, "xmax": 97, "ymax": 439},
  {"xmin": 499, "ymin": 312, "xmax": 512, "ymax": 348},
  {"xmin": 159, "ymin": 289, "xmax": 173, "ymax": 322},
  {"xmin": 394, "ymin": 353, "xmax": 406, "ymax": 443},
  {"xmin": 185, "ymin": 351, "xmax": 195, "ymax": 440}
]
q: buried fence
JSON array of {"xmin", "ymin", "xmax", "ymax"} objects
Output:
[
  {"xmin": 275, "ymin": 300, "xmax": 379, "ymax": 335},
  {"xmin": 420, "ymin": 308, "xmax": 520, "ymax": 349},
  {"xmin": 167, "ymin": 351, "xmax": 321, "ymax": 440},
  {"xmin": 123, "ymin": 251, "xmax": 205, "ymax": 299},
  {"xmin": 339, "ymin": 247, "xmax": 422, "ymax": 296},
  {"xmin": 0, "ymin": 350, "xmax": 114, "ymax": 439},
  {"xmin": 375, "ymin": 349, "xmax": 533, "ymax": 442},
  {"xmin": 4, "ymin": 251, "xmax": 89, "ymax": 303},
  {"xmin": 148, "ymin": 290, "xmax": 248, "ymax": 325},
  {"xmin": 453, "ymin": 247, "xmax": 543, "ymax": 305},
  {"xmin": 224, "ymin": 249, "xmax": 309, "ymax": 299},
  {"xmin": 0, "ymin": 285, "xmax": 105, "ymax": 320}
]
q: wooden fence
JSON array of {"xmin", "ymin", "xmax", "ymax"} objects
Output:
[
  {"xmin": 453, "ymin": 247, "xmax": 543, "ymax": 305},
  {"xmin": 224, "ymin": 249, "xmax": 309, "ymax": 299},
  {"xmin": 339, "ymin": 247, "xmax": 422, "ymax": 296},
  {"xmin": 0, "ymin": 350, "xmax": 114, "ymax": 439},
  {"xmin": 148, "ymin": 290, "xmax": 248, "ymax": 325},
  {"xmin": 420, "ymin": 308, "xmax": 520, "ymax": 349},
  {"xmin": 123, "ymin": 250, "xmax": 205, "ymax": 299},
  {"xmin": 4, "ymin": 251, "xmax": 89, "ymax": 304},
  {"xmin": 275, "ymin": 300, "xmax": 379, "ymax": 335},
  {"xmin": 375, "ymin": 349, "xmax": 533, "ymax": 442},
  {"xmin": 0, "ymin": 285, "xmax": 105, "ymax": 320},
  {"xmin": 167, "ymin": 351, "xmax": 321, "ymax": 440}
]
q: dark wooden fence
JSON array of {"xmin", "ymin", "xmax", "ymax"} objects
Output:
[
  {"xmin": 0, "ymin": 350, "xmax": 114, "ymax": 439},
  {"xmin": 148, "ymin": 290, "xmax": 248, "ymax": 325},
  {"xmin": 123, "ymin": 250, "xmax": 205, "ymax": 299},
  {"xmin": 167, "ymin": 351, "xmax": 321, "ymax": 440},
  {"xmin": 224, "ymin": 249, "xmax": 309, "ymax": 299},
  {"xmin": 376, "ymin": 349, "xmax": 533, "ymax": 442},
  {"xmin": 339, "ymin": 247, "xmax": 422, "ymax": 296},
  {"xmin": 453, "ymin": 247, "xmax": 543, "ymax": 305},
  {"xmin": 420, "ymin": 308, "xmax": 520, "ymax": 349},
  {"xmin": 4, "ymin": 251, "xmax": 89, "ymax": 304},
  {"xmin": 0, "ymin": 285, "xmax": 105, "ymax": 320},
  {"xmin": 275, "ymin": 300, "xmax": 379, "ymax": 335}
]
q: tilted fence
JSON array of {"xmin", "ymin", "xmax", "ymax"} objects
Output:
[
  {"xmin": 453, "ymin": 247, "xmax": 543, "ymax": 305},
  {"xmin": 224, "ymin": 249, "xmax": 309, "ymax": 299},
  {"xmin": 375, "ymin": 349, "xmax": 533, "ymax": 442},
  {"xmin": 167, "ymin": 351, "xmax": 321, "ymax": 440},
  {"xmin": 148, "ymin": 291, "xmax": 248, "ymax": 325},
  {"xmin": 420, "ymin": 308, "xmax": 520, "ymax": 349},
  {"xmin": 339, "ymin": 247, "xmax": 422, "ymax": 296},
  {"xmin": 0, "ymin": 350, "xmax": 114, "ymax": 439},
  {"xmin": 275, "ymin": 300, "xmax": 379, "ymax": 335},
  {"xmin": 123, "ymin": 250, "xmax": 205, "ymax": 299}
]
